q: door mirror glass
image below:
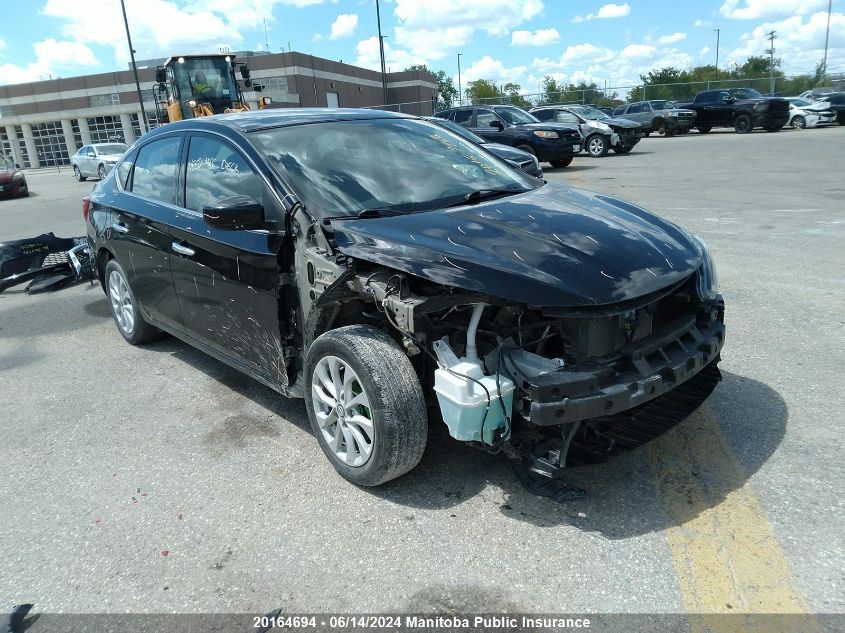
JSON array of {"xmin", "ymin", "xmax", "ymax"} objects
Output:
[
  {"xmin": 203, "ymin": 195, "xmax": 264, "ymax": 230},
  {"xmin": 489, "ymin": 119, "xmax": 504, "ymax": 130},
  {"xmin": 155, "ymin": 67, "xmax": 167, "ymax": 84}
]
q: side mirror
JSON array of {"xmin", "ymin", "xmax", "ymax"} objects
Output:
[
  {"xmin": 155, "ymin": 67, "xmax": 167, "ymax": 84},
  {"xmin": 489, "ymin": 119, "xmax": 504, "ymax": 130},
  {"xmin": 203, "ymin": 195, "xmax": 265, "ymax": 231},
  {"xmin": 239, "ymin": 64, "xmax": 251, "ymax": 80}
]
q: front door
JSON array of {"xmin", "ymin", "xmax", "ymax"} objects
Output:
[
  {"xmin": 169, "ymin": 132, "xmax": 286, "ymax": 383},
  {"xmin": 472, "ymin": 108, "xmax": 509, "ymax": 143}
]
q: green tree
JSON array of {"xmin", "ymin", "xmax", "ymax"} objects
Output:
[
  {"xmin": 502, "ymin": 82, "xmax": 532, "ymax": 108},
  {"xmin": 465, "ymin": 79, "xmax": 500, "ymax": 104},
  {"xmin": 539, "ymin": 76, "xmax": 563, "ymax": 104},
  {"xmin": 404, "ymin": 64, "xmax": 457, "ymax": 108}
]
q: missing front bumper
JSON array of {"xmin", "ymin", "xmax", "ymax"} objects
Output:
[{"xmin": 526, "ymin": 299, "xmax": 725, "ymax": 426}]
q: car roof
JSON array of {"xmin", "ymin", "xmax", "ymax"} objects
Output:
[{"xmin": 159, "ymin": 108, "xmax": 414, "ymax": 134}]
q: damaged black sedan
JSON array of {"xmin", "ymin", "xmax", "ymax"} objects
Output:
[{"xmin": 87, "ymin": 109, "xmax": 724, "ymax": 492}]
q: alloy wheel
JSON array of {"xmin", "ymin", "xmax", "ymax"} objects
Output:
[
  {"xmin": 98, "ymin": 165, "xmax": 107, "ymax": 180},
  {"xmin": 793, "ymin": 116, "xmax": 806, "ymax": 129},
  {"xmin": 588, "ymin": 137, "xmax": 605, "ymax": 156},
  {"xmin": 311, "ymin": 355, "xmax": 375, "ymax": 467},
  {"xmin": 73, "ymin": 166, "xmax": 82, "ymax": 181},
  {"xmin": 108, "ymin": 270, "xmax": 135, "ymax": 335}
]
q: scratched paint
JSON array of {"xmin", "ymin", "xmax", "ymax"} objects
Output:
[{"xmin": 647, "ymin": 409, "xmax": 820, "ymax": 633}]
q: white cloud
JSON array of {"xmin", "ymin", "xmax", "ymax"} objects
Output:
[
  {"xmin": 394, "ymin": 26, "xmax": 473, "ymax": 60},
  {"xmin": 700, "ymin": 46, "xmax": 712, "ymax": 56},
  {"xmin": 395, "ymin": 0, "xmax": 543, "ymax": 35},
  {"xmin": 719, "ymin": 0, "xmax": 828, "ymax": 20},
  {"xmin": 330, "ymin": 13, "xmax": 358, "ymax": 40},
  {"xmin": 658, "ymin": 32, "xmax": 687, "ymax": 45},
  {"xmin": 0, "ymin": 38, "xmax": 6, "ymax": 55},
  {"xmin": 573, "ymin": 2, "xmax": 631, "ymax": 23},
  {"xmin": 353, "ymin": 36, "xmax": 426, "ymax": 73},
  {"xmin": 0, "ymin": 38, "xmax": 98, "ymax": 84},
  {"xmin": 459, "ymin": 55, "xmax": 528, "ymax": 84},
  {"xmin": 511, "ymin": 28, "xmax": 561, "ymax": 46},
  {"xmin": 621, "ymin": 44, "xmax": 657, "ymax": 59},
  {"xmin": 726, "ymin": 11, "xmax": 845, "ymax": 73}
]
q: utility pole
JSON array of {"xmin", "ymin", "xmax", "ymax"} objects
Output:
[
  {"xmin": 120, "ymin": 0, "xmax": 149, "ymax": 134},
  {"xmin": 263, "ymin": 20, "xmax": 270, "ymax": 52},
  {"xmin": 822, "ymin": 0, "xmax": 833, "ymax": 81},
  {"xmin": 375, "ymin": 0, "xmax": 388, "ymax": 105},
  {"xmin": 714, "ymin": 28, "xmax": 720, "ymax": 80},
  {"xmin": 457, "ymin": 53, "xmax": 463, "ymax": 106},
  {"xmin": 765, "ymin": 30, "xmax": 777, "ymax": 95}
]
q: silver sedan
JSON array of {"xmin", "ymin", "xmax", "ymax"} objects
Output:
[{"xmin": 70, "ymin": 143, "xmax": 129, "ymax": 181}]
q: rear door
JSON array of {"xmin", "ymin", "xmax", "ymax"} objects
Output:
[
  {"xmin": 83, "ymin": 146, "xmax": 96, "ymax": 175},
  {"xmin": 110, "ymin": 134, "xmax": 185, "ymax": 332},
  {"xmin": 169, "ymin": 132, "xmax": 286, "ymax": 382}
]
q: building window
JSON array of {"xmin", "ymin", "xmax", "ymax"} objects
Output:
[
  {"xmin": 71, "ymin": 120, "xmax": 83, "ymax": 150},
  {"xmin": 87, "ymin": 116, "xmax": 125, "ymax": 143},
  {"xmin": 31, "ymin": 121, "xmax": 70, "ymax": 166},
  {"xmin": 130, "ymin": 113, "xmax": 160, "ymax": 140},
  {"xmin": 1, "ymin": 129, "xmax": 16, "ymax": 164},
  {"xmin": 89, "ymin": 93, "xmax": 121, "ymax": 108},
  {"xmin": 13, "ymin": 126, "xmax": 31, "ymax": 168},
  {"xmin": 260, "ymin": 76, "xmax": 295, "ymax": 95}
]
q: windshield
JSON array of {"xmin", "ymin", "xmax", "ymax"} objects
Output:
[
  {"xmin": 649, "ymin": 100, "xmax": 671, "ymax": 110},
  {"xmin": 0, "ymin": 154, "xmax": 15, "ymax": 170},
  {"xmin": 171, "ymin": 57, "xmax": 239, "ymax": 106},
  {"xmin": 96, "ymin": 144, "xmax": 129, "ymax": 155},
  {"xmin": 251, "ymin": 118, "xmax": 536, "ymax": 219},
  {"xmin": 496, "ymin": 107, "xmax": 539, "ymax": 125},
  {"xmin": 428, "ymin": 118, "xmax": 487, "ymax": 144},
  {"xmin": 730, "ymin": 88, "xmax": 765, "ymax": 99},
  {"xmin": 569, "ymin": 105, "xmax": 609, "ymax": 120}
]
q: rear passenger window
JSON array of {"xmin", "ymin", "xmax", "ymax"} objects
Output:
[
  {"xmin": 185, "ymin": 136, "xmax": 263, "ymax": 214},
  {"xmin": 130, "ymin": 136, "xmax": 181, "ymax": 204},
  {"xmin": 452, "ymin": 109, "xmax": 472, "ymax": 125},
  {"xmin": 532, "ymin": 110, "xmax": 554, "ymax": 121}
]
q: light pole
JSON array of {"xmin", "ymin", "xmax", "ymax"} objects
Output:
[
  {"xmin": 822, "ymin": 0, "xmax": 833, "ymax": 81},
  {"xmin": 714, "ymin": 28, "xmax": 720, "ymax": 80},
  {"xmin": 375, "ymin": 0, "xmax": 388, "ymax": 105},
  {"xmin": 120, "ymin": 0, "xmax": 149, "ymax": 134},
  {"xmin": 457, "ymin": 53, "xmax": 463, "ymax": 105}
]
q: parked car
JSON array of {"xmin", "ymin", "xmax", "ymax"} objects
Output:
[
  {"xmin": 70, "ymin": 143, "xmax": 130, "ymax": 181},
  {"xmin": 613, "ymin": 100, "xmax": 696, "ymax": 135},
  {"xmin": 0, "ymin": 153, "xmax": 28, "ymax": 198},
  {"xmin": 530, "ymin": 105, "xmax": 643, "ymax": 157},
  {"xmin": 675, "ymin": 88, "xmax": 790, "ymax": 134},
  {"xmin": 86, "ymin": 109, "xmax": 724, "ymax": 489},
  {"xmin": 425, "ymin": 116, "xmax": 543, "ymax": 178},
  {"xmin": 786, "ymin": 98, "xmax": 838, "ymax": 129},
  {"xmin": 433, "ymin": 105, "xmax": 581, "ymax": 168},
  {"xmin": 818, "ymin": 92, "xmax": 845, "ymax": 124}
]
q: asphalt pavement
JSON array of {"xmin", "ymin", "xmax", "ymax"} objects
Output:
[{"xmin": 0, "ymin": 127, "xmax": 843, "ymax": 626}]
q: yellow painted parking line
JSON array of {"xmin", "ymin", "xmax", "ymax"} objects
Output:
[{"xmin": 647, "ymin": 408, "xmax": 820, "ymax": 633}]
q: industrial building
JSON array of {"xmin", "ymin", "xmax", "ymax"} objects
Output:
[{"xmin": 0, "ymin": 51, "xmax": 438, "ymax": 169}]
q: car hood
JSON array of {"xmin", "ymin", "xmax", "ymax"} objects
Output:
[
  {"xmin": 330, "ymin": 184, "xmax": 702, "ymax": 308},
  {"xmin": 98, "ymin": 153, "xmax": 125, "ymax": 161},
  {"xmin": 483, "ymin": 143, "xmax": 534, "ymax": 162},
  {"xmin": 595, "ymin": 117, "xmax": 641, "ymax": 130},
  {"xmin": 0, "ymin": 169, "xmax": 16, "ymax": 184}
]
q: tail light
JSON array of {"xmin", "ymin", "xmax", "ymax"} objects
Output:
[{"xmin": 82, "ymin": 196, "xmax": 91, "ymax": 222}]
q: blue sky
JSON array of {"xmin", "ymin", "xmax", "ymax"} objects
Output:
[{"xmin": 1, "ymin": 1, "xmax": 842, "ymax": 90}]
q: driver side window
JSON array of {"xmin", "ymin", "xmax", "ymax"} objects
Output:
[
  {"xmin": 554, "ymin": 111, "xmax": 579, "ymax": 124},
  {"xmin": 185, "ymin": 136, "xmax": 263, "ymax": 214},
  {"xmin": 475, "ymin": 109, "xmax": 499, "ymax": 128}
]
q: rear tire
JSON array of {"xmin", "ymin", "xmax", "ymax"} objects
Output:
[
  {"xmin": 586, "ymin": 134, "xmax": 609, "ymax": 157},
  {"xmin": 73, "ymin": 165, "xmax": 86, "ymax": 182},
  {"xmin": 105, "ymin": 259, "xmax": 162, "ymax": 345},
  {"xmin": 549, "ymin": 156, "xmax": 573, "ymax": 168},
  {"xmin": 734, "ymin": 114, "xmax": 752, "ymax": 134},
  {"xmin": 305, "ymin": 325, "xmax": 428, "ymax": 487}
]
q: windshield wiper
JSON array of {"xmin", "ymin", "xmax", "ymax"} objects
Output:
[
  {"xmin": 355, "ymin": 207, "xmax": 409, "ymax": 219},
  {"xmin": 445, "ymin": 188, "xmax": 528, "ymax": 208}
]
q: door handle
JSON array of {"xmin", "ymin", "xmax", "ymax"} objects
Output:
[
  {"xmin": 112, "ymin": 223, "xmax": 129, "ymax": 234},
  {"xmin": 172, "ymin": 242, "xmax": 195, "ymax": 257}
]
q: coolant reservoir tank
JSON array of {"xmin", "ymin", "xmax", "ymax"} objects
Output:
[{"xmin": 432, "ymin": 338, "xmax": 514, "ymax": 445}]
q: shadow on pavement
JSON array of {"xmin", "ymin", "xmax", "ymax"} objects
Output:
[{"xmin": 0, "ymin": 283, "xmax": 105, "ymax": 338}]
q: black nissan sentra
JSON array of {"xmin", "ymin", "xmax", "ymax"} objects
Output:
[{"xmin": 86, "ymin": 109, "xmax": 724, "ymax": 494}]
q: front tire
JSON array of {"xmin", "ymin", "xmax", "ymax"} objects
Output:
[
  {"xmin": 97, "ymin": 164, "xmax": 107, "ymax": 180},
  {"xmin": 105, "ymin": 259, "xmax": 161, "ymax": 345},
  {"xmin": 549, "ymin": 156, "xmax": 573, "ymax": 168},
  {"xmin": 791, "ymin": 115, "xmax": 806, "ymax": 129},
  {"xmin": 516, "ymin": 144, "xmax": 536, "ymax": 157},
  {"xmin": 734, "ymin": 114, "xmax": 752, "ymax": 134},
  {"xmin": 73, "ymin": 165, "xmax": 86, "ymax": 182},
  {"xmin": 586, "ymin": 134, "xmax": 609, "ymax": 157},
  {"xmin": 305, "ymin": 325, "xmax": 428, "ymax": 487}
]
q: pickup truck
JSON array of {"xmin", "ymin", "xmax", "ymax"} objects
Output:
[
  {"xmin": 676, "ymin": 88, "xmax": 790, "ymax": 134},
  {"xmin": 612, "ymin": 100, "xmax": 696, "ymax": 136}
]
